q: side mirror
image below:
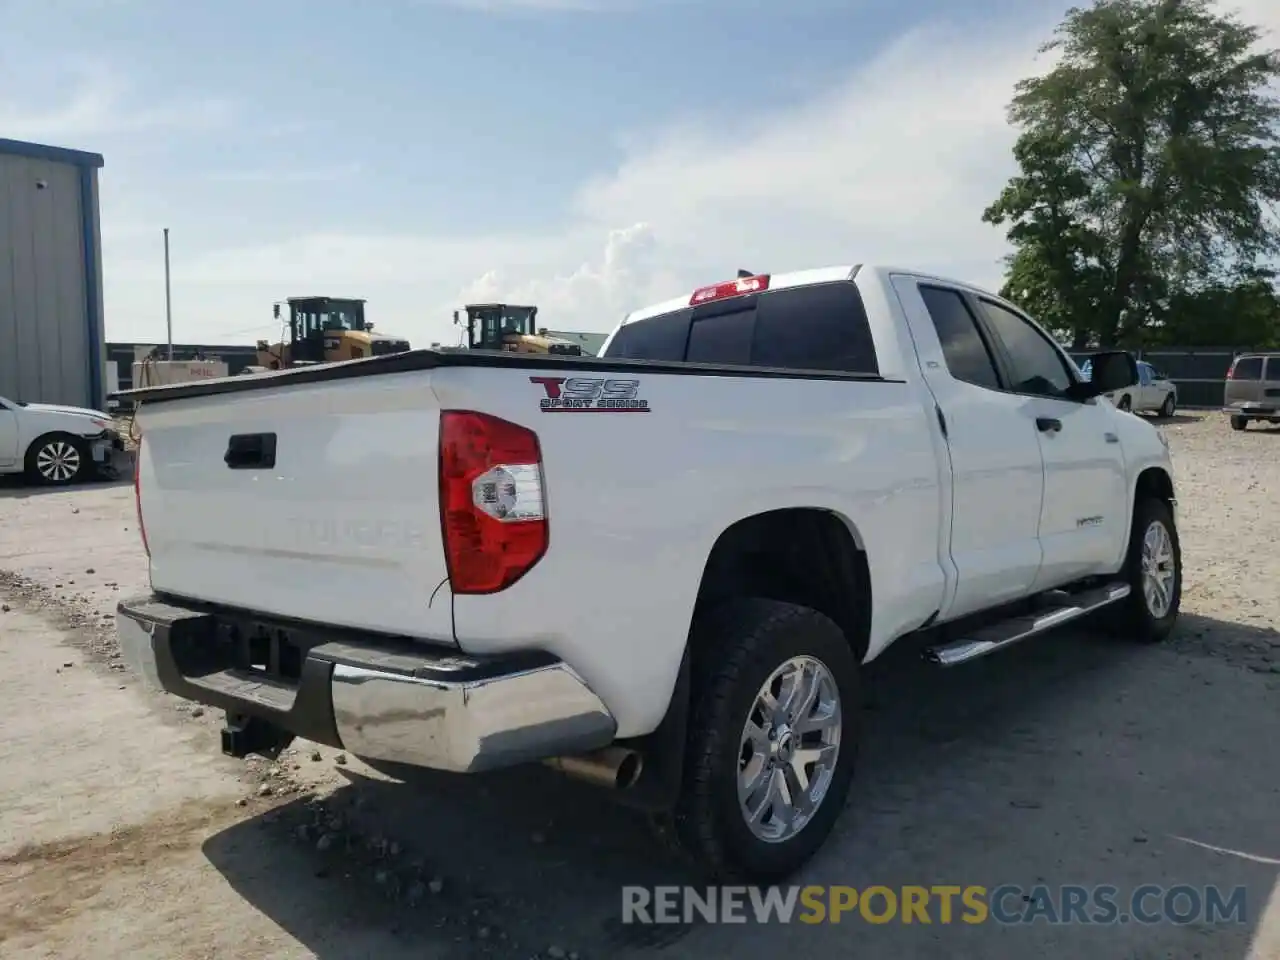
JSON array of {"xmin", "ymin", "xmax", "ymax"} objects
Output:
[{"xmin": 1073, "ymin": 351, "xmax": 1138, "ymax": 400}]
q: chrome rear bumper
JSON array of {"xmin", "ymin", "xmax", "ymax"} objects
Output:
[{"xmin": 116, "ymin": 594, "xmax": 616, "ymax": 772}]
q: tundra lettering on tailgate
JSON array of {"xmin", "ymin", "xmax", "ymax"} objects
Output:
[{"xmin": 529, "ymin": 376, "xmax": 650, "ymax": 413}]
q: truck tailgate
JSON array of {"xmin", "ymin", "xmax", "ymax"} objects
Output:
[{"xmin": 133, "ymin": 373, "xmax": 455, "ymax": 642}]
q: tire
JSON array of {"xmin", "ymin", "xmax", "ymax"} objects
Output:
[
  {"xmin": 1104, "ymin": 498, "xmax": 1181, "ymax": 643},
  {"xmin": 1159, "ymin": 394, "xmax": 1176, "ymax": 418},
  {"xmin": 669, "ymin": 598, "xmax": 860, "ymax": 883},
  {"xmin": 1117, "ymin": 394, "xmax": 1132, "ymax": 412},
  {"xmin": 1230, "ymin": 416, "xmax": 1248, "ymax": 431},
  {"xmin": 25, "ymin": 433, "xmax": 92, "ymax": 487}
]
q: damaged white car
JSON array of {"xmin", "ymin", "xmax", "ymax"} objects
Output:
[{"xmin": 0, "ymin": 395, "xmax": 127, "ymax": 485}]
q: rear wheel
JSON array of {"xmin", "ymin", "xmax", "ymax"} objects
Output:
[
  {"xmin": 1104, "ymin": 498, "xmax": 1181, "ymax": 643},
  {"xmin": 1230, "ymin": 416, "xmax": 1248, "ymax": 431},
  {"xmin": 25, "ymin": 434, "xmax": 91, "ymax": 486},
  {"xmin": 1117, "ymin": 394, "xmax": 1132, "ymax": 412},
  {"xmin": 1159, "ymin": 394, "xmax": 1176, "ymax": 418},
  {"xmin": 669, "ymin": 598, "xmax": 860, "ymax": 883}
]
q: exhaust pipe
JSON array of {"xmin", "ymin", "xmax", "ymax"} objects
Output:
[{"xmin": 543, "ymin": 746, "xmax": 643, "ymax": 791}]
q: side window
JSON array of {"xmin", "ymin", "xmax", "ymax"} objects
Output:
[
  {"xmin": 917, "ymin": 286, "xmax": 1002, "ymax": 390},
  {"xmin": 750, "ymin": 282, "xmax": 880, "ymax": 375},
  {"xmin": 1231, "ymin": 356, "xmax": 1263, "ymax": 380},
  {"xmin": 1137, "ymin": 362, "xmax": 1153, "ymax": 386},
  {"xmin": 975, "ymin": 299, "xmax": 1074, "ymax": 398}
]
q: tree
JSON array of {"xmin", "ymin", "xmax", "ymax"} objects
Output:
[
  {"xmin": 984, "ymin": 0, "xmax": 1280, "ymax": 348},
  {"xmin": 1158, "ymin": 273, "xmax": 1280, "ymax": 346}
]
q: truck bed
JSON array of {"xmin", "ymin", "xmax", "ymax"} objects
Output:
[{"xmin": 115, "ymin": 347, "xmax": 892, "ymax": 406}]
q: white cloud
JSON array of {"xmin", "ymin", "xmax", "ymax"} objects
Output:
[
  {"xmin": 106, "ymin": 13, "xmax": 1045, "ymax": 345},
  {"xmin": 202, "ymin": 163, "xmax": 365, "ymax": 185},
  {"xmin": 449, "ymin": 13, "xmax": 1054, "ymax": 336},
  {"xmin": 571, "ymin": 19, "xmax": 1042, "ymax": 278},
  {"xmin": 456, "ymin": 223, "xmax": 660, "ymax": 321},
  {"xmin": 0, "ymin": 63, "xmax": 233, "ymax": 143},
  {"xmin": 96, "ymin": 1, "xmax": 1280, "ymax": 348},
  {"xmin": 425, "ymin": 0, "xmax": 620, "ymax": 10},
  {"xmin": 414, "ymin": 0, "xmax": 676, "ymax": 11}
]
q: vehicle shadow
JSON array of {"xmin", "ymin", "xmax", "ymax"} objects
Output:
[
  {"xmin": 1174, "ymin": 612, "xmax": 1279, "ymax": 674},
  {"xmin": 0, "ymin": 472, "xmax": 131, "ymax": 500},
  {"xmin": 202, "ymin": 612, "xmax": 1280, "ymax": 960},
  {"xmin": 1151, "ymin": 413, "xmax": 1201, "ymax": 425}
]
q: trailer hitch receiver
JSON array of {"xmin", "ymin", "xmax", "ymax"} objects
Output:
[{"xmin": 220, "ymin": 712, "xmax": 295, "ymax": 760}]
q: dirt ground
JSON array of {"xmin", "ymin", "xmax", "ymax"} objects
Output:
[{"xmin": 0, "ymin": 410, "xmax": 1277, "ymax": 960}]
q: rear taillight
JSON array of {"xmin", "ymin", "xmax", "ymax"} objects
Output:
[
  {"xmin": 438, "ymin": 411, "xmax": 547, "ymax": 594},
  {"xmin": 1226, "ymin": 362, "xmax": 1236, "ymax": 379},
  {"xmin": 134, "ymin": 435, "xmax": 150, "ymax": 558}
]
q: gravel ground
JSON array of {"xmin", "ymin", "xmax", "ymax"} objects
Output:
[{"xmin": 0, "ymin": 410, "xmax": 1277, "ymax": 960}]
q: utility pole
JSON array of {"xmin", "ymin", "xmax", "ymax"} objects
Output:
[{"xmin": 163, "ymin": 227, "xmax": 173, "ymax": 360}]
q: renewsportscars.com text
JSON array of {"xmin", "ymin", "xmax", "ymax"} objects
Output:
[{"xmin": 621, "ymin": 884, "xmax": 1249, "ymax": 926}]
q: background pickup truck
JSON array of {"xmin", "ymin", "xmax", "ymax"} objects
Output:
[
  {"xmin": 116, "ymin": 264, "xmax": 1181, "ymax": 883},
  {"xmin": 1079, "ymin": 355, "xmax": 1178, "ymax": 417}
]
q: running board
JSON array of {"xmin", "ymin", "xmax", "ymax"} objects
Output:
[{"xmin": 923, "ymin": 582, "xmax": 1131, "ymax": 667}]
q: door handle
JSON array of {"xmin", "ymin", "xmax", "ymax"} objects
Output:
[
  {"xmin": 224, "ymin": 432, "xmax": 277, "ymax": 469},
  {"xmin": 1035, "ymin": 417, "xmax": 1062, "ymax": 434}
]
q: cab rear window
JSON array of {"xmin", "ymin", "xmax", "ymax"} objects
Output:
[{"xmin": 603, "ymin": 281, "xmax": 880, "ymax": 375}]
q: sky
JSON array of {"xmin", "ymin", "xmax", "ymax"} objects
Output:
[{"xmin": 1, "ymin": 0, "xmax": 1277, "ymax": 349}]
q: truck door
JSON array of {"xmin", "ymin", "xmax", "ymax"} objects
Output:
[
  {"xmin": 890, "ymin": 277, "xmax": 1046, "ymax": 620},
  {"xmin": 1135, "ymin": 361, "xmax": 1155, "ymax": 410},
  {"xmin": 969, "ymin": 296, "xmax": 1128, "ymax": 588}
]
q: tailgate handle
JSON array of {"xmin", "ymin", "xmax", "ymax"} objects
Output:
[{"xmin": 224, "ymin": 433, "xmax": 277, "ymax": 469}]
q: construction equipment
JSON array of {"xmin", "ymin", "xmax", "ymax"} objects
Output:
[
  {"xmin": 453, "ymin": 304, "xmax": 583, "ymax": 355},
  {"xmin": 249, "ymin": 297, "xmax": 411, "ymax": 371}
]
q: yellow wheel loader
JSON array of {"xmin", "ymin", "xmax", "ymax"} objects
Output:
[
  {"xmin": 454, "ymin": 304, "xmax": 583, "ymax": 355},
  {"xmin": 246, "ymin": 297, "xmax": 412, "ymax": 373}
]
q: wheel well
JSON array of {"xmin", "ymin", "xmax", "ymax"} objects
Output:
[
  {"xmin": 692, "ymin": 508, "xmax": 871, "ymax": 661},
  {"xmin": 1134, "ymin": 466, "xmax": 1174, "ymax": 507}
]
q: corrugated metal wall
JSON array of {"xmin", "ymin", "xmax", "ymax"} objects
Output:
[{"xmin": 0, "ymin": 149, "xmax": 100, "ymax": 408}]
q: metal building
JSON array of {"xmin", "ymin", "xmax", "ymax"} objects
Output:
[{"xmin": 0, "ymin": 138, "xmax": 106, "ymax": 409}]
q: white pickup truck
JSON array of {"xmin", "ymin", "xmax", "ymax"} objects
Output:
[{"xmin": 116, "ymin": 264, "xmax": 1181, "ymax": 883}]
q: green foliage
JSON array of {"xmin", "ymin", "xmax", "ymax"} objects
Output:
[{"xmin": 985, "ymin": 0, "xmax": 1280, "ymax": 347}]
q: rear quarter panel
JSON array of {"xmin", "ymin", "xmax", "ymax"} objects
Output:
[{"xmin": 441, "ymin": 366, "xmax": 946, "ymax": 737}]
